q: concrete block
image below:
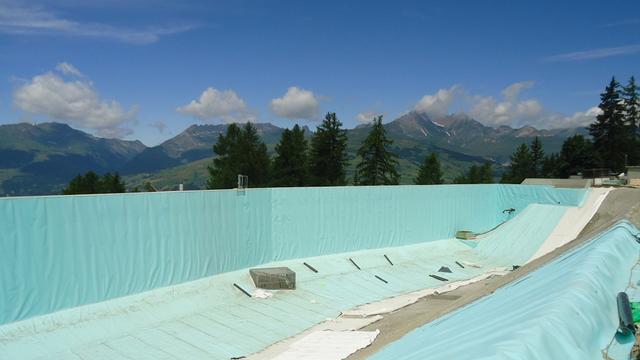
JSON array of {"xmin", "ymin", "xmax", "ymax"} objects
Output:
[{"xmin": 250, "ymin": 267, "xmax": 296, "ymax": 290}]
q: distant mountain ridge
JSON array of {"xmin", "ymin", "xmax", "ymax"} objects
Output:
[
  {"xmin": 383, "ymin": 111, "xmax": 587, "ymax": 163},
  {"xmin": 0, "ymin": 114, "xmax": 585, "ymax": 195},
  {"xmin": 0, "ymin": 122, "xmax": 145, "ymax": 195}
]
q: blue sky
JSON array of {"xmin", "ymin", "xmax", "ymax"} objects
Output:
[{"xmin": 0, "ymin": 0, "xmax": 639, "ymax": 145}]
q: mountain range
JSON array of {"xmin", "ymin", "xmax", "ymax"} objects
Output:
[{"xmin": 0, "ymin": 112, "xmax": 586, "ymax": 195}]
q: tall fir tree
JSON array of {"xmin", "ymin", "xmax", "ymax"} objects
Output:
[
  {"xmin": 542, "ymin": 153, "xmax": 561, "ymax": 178},
  {"xmin": 519, "ymin": 134, "xmax": 599, "ymax": 179},
  {"xmin": 622, "ymin": 76, "xmax": 640, "ymax": 165},
  {"xmin": 622, "ymin": 76, "xmax": 639, "ymax": 140},
  {"xmin": 501, "ymin": 143, "xmax": 533, "ymax": 183},
  {"xmin": 530, "ymin": 136, "xmax": 545, "ymax": 177},
  {"xmin": 101, "ymin": 172, "xmax": 126, "ymax": 193},
  {"xmin": 414, "ymin": 152, "xmax": 444, "ymax": 185},
  {"xmin": 207, "ymin": 123, "xmax": 271, "ymax": 189},
  {"xmin": 208, "ymin": 124, "xmax": 242, "ymax": 189},
  {"xmin": 589, "ymin": 77, "xmax": 628, "ymax": 172},
  {"xmin": 355, "ymin": 115, "xmax": 400, "ymax": 185},
  {"xmin": 309, "ymin": 112, "xmax": 349, "ymax": 186},
  {"xmin": 477, "ymin": 162, "xmax": 494, "ymax": 183},
  {"xmin": 271, "ymin": 124, "xmax": 309, "ymax": 187},
  {"xmin": 557, "ymin": 134, "xmax": 598, "ymax": 178},
  {"xmin": 239, "ymin": 122, "xmax": 271, "ymax": 186}
]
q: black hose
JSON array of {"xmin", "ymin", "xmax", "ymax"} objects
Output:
[{"xmin": 473, "ymin": 208, "xmax": 516, "ymax": 237}]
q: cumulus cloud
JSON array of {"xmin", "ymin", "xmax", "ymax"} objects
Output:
[
  {"xmin": 501, "ymin": 81, "xmax": 535, "ymax": 100},
  {"xmin": 414, "ymin": 85, "xmax": 461, "ymax": 118},
  {"xmin": 14, "ymin": 66, "xmax": 137, "ymax": 137},
  {"xmin": 177, "ymin": 87, "xmax": 253, "ymax": 123},
  {"xmin": 0, "ymin": 1, "xmax": 195, "ymax": 44},
  {"xmin": 469, "ymin": 97, "xmax": 543, "ymax": 128},
  {"xmin": 56, "ymin": 62, "xmax": 83, "ymax": 77},
  {"xmin": 414, "ymin": 81, "xmax": 599, "ymax": 129},
  {"xmin": 544, "ymin": 107, "xmax": 602, "ymax": 129},
  {"xmin": 270, "ymin": 86, "xmax": 320, "ymax": 120}
]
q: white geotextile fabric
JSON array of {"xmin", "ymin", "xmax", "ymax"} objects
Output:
[
  {"xmin": 527, "ymin": 187, "xmax": 611, "ymax": 263},
  {"xmin": 248, "ymin": 316, "xmax": 383, "ymax": 359},
  {"xmin": 272, "ymin": 330, "xmax": 379, "ymax": 360},
  {"xmin": 340, "ymin": 268, "xmax": 509, "ymax": 317}
]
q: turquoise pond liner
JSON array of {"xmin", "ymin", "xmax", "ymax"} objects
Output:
[
  {"xmin": 0, "ymin": 185, "xmax": 586, "ymax": 326},
  {"xmin": 1, "ymin": 201, "xmax": 571, "ymax": 359},
  {"xmin": 370, "ymin": 221, "xmax": 640, "ymax": 360}
]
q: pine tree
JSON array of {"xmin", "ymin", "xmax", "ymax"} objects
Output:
[
  {"xmin": 63, "ymin": 171, "xmax": 126, "ymax": 194},
  {"xmin": 309, "ymin": 112, "xmax": 349, "ymax": 186},
  {"xmin": 542, "ymin": 153, "xmax": 561, "ymax": 178},
  {"xmin": 501, "ymin": 143, "xmax": 532, "ymax": 183},
  {"xmin": 238, "ymin": 122, "xmax": 271, "ymax": 187},
  {"xmin": 477, "ymin": 162, "xmax": 493, "ymax": 183},
  {"xmin": 64, "ymin": 171, "xmax": 99, "ymax": 194},
  {"xmin": 589, "ymin": 77, "xmax": 627, "ymax": 172},
  {"xmin": 101, "ymin": 172, "xmax": 126, "ymax": 193},
  {"xmin": 207, "ymin": 123, "xmax": 271, "ymax": 189},
  {"xmin": 414, "ymin": 152, "xmax": 444, "ymax": 185},
  {"xmin": 354, "ymin": 115, "xmax": 399, "ymax": 185},
  {"xmin": 557, "ymin": 134, "xmax": 598, "ymax": 178},
  {"xmin": 622, "ymin": 76, "xmax": 639, "ymax": 140},
  {"xmin": 208, "ymin": 124, "xmax": 242, "ymax": 189},
  {"xmin": 530, "ymin": 136, "xmax": 544, "ymax": 177},
  {"xmin": 272, "ymin": 124, "xmax": 309, "ymax": 187}
]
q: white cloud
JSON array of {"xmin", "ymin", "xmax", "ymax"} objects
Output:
[
  {"xmin": 544, "ymin": 44, "xmax": 640, "ymax": 62},
  {"xmin": 414, "ymin": 81, "xmax": 599, "ymax": 129},
  {"xmin": 468, "ymin": 95, "xmax": 545, "ymax": 128},
  {"xmin": 414, "ymin": 85, "xmax": 461, "ymax": 118},
  {"xmin": 270, "ymin": 86, "xmax": 320, "ymax": 120},
  {"xmin": 0, "ymin": 1, "xmax": 195, "ymax": 44},
  {"xmin": 542, "ymin": 106, "xmax": 602, "ymax": 129},
  {"xmin": 14, "ymin": 66, "xmax": 137, "ymax": 138},
  {"xmin": 56, "ymin": 62, "xmax": 83, "ymax": 77},
  {"xmin": 177, "ymin": 87, "xmax": 253, "ymax": 123},
  {"xmin": 356, "ymin": 111, "xmax": 379, "ymax": 123},
  {"xmin": 502, "ymin": 81, "xmax": 534, "ymax": 100}
]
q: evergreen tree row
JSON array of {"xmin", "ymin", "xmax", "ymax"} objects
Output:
[
  {"xmin": 589, "ymin": 76, "xmax": 639, "ymax": 171},
  {"xmin": 207, "ymin": 112, "xmax": 402, "ymax": 188},
  {"xmin": 501, "ymin": 75, "xmax": 638, "ymax": 183},
  {"xmin": 63, "ymin": 171, "xmax": 126, "ymax": 195},
  {"xmin": 206, "ymin": 112, "xmax": 498, "ymax": 188}
]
